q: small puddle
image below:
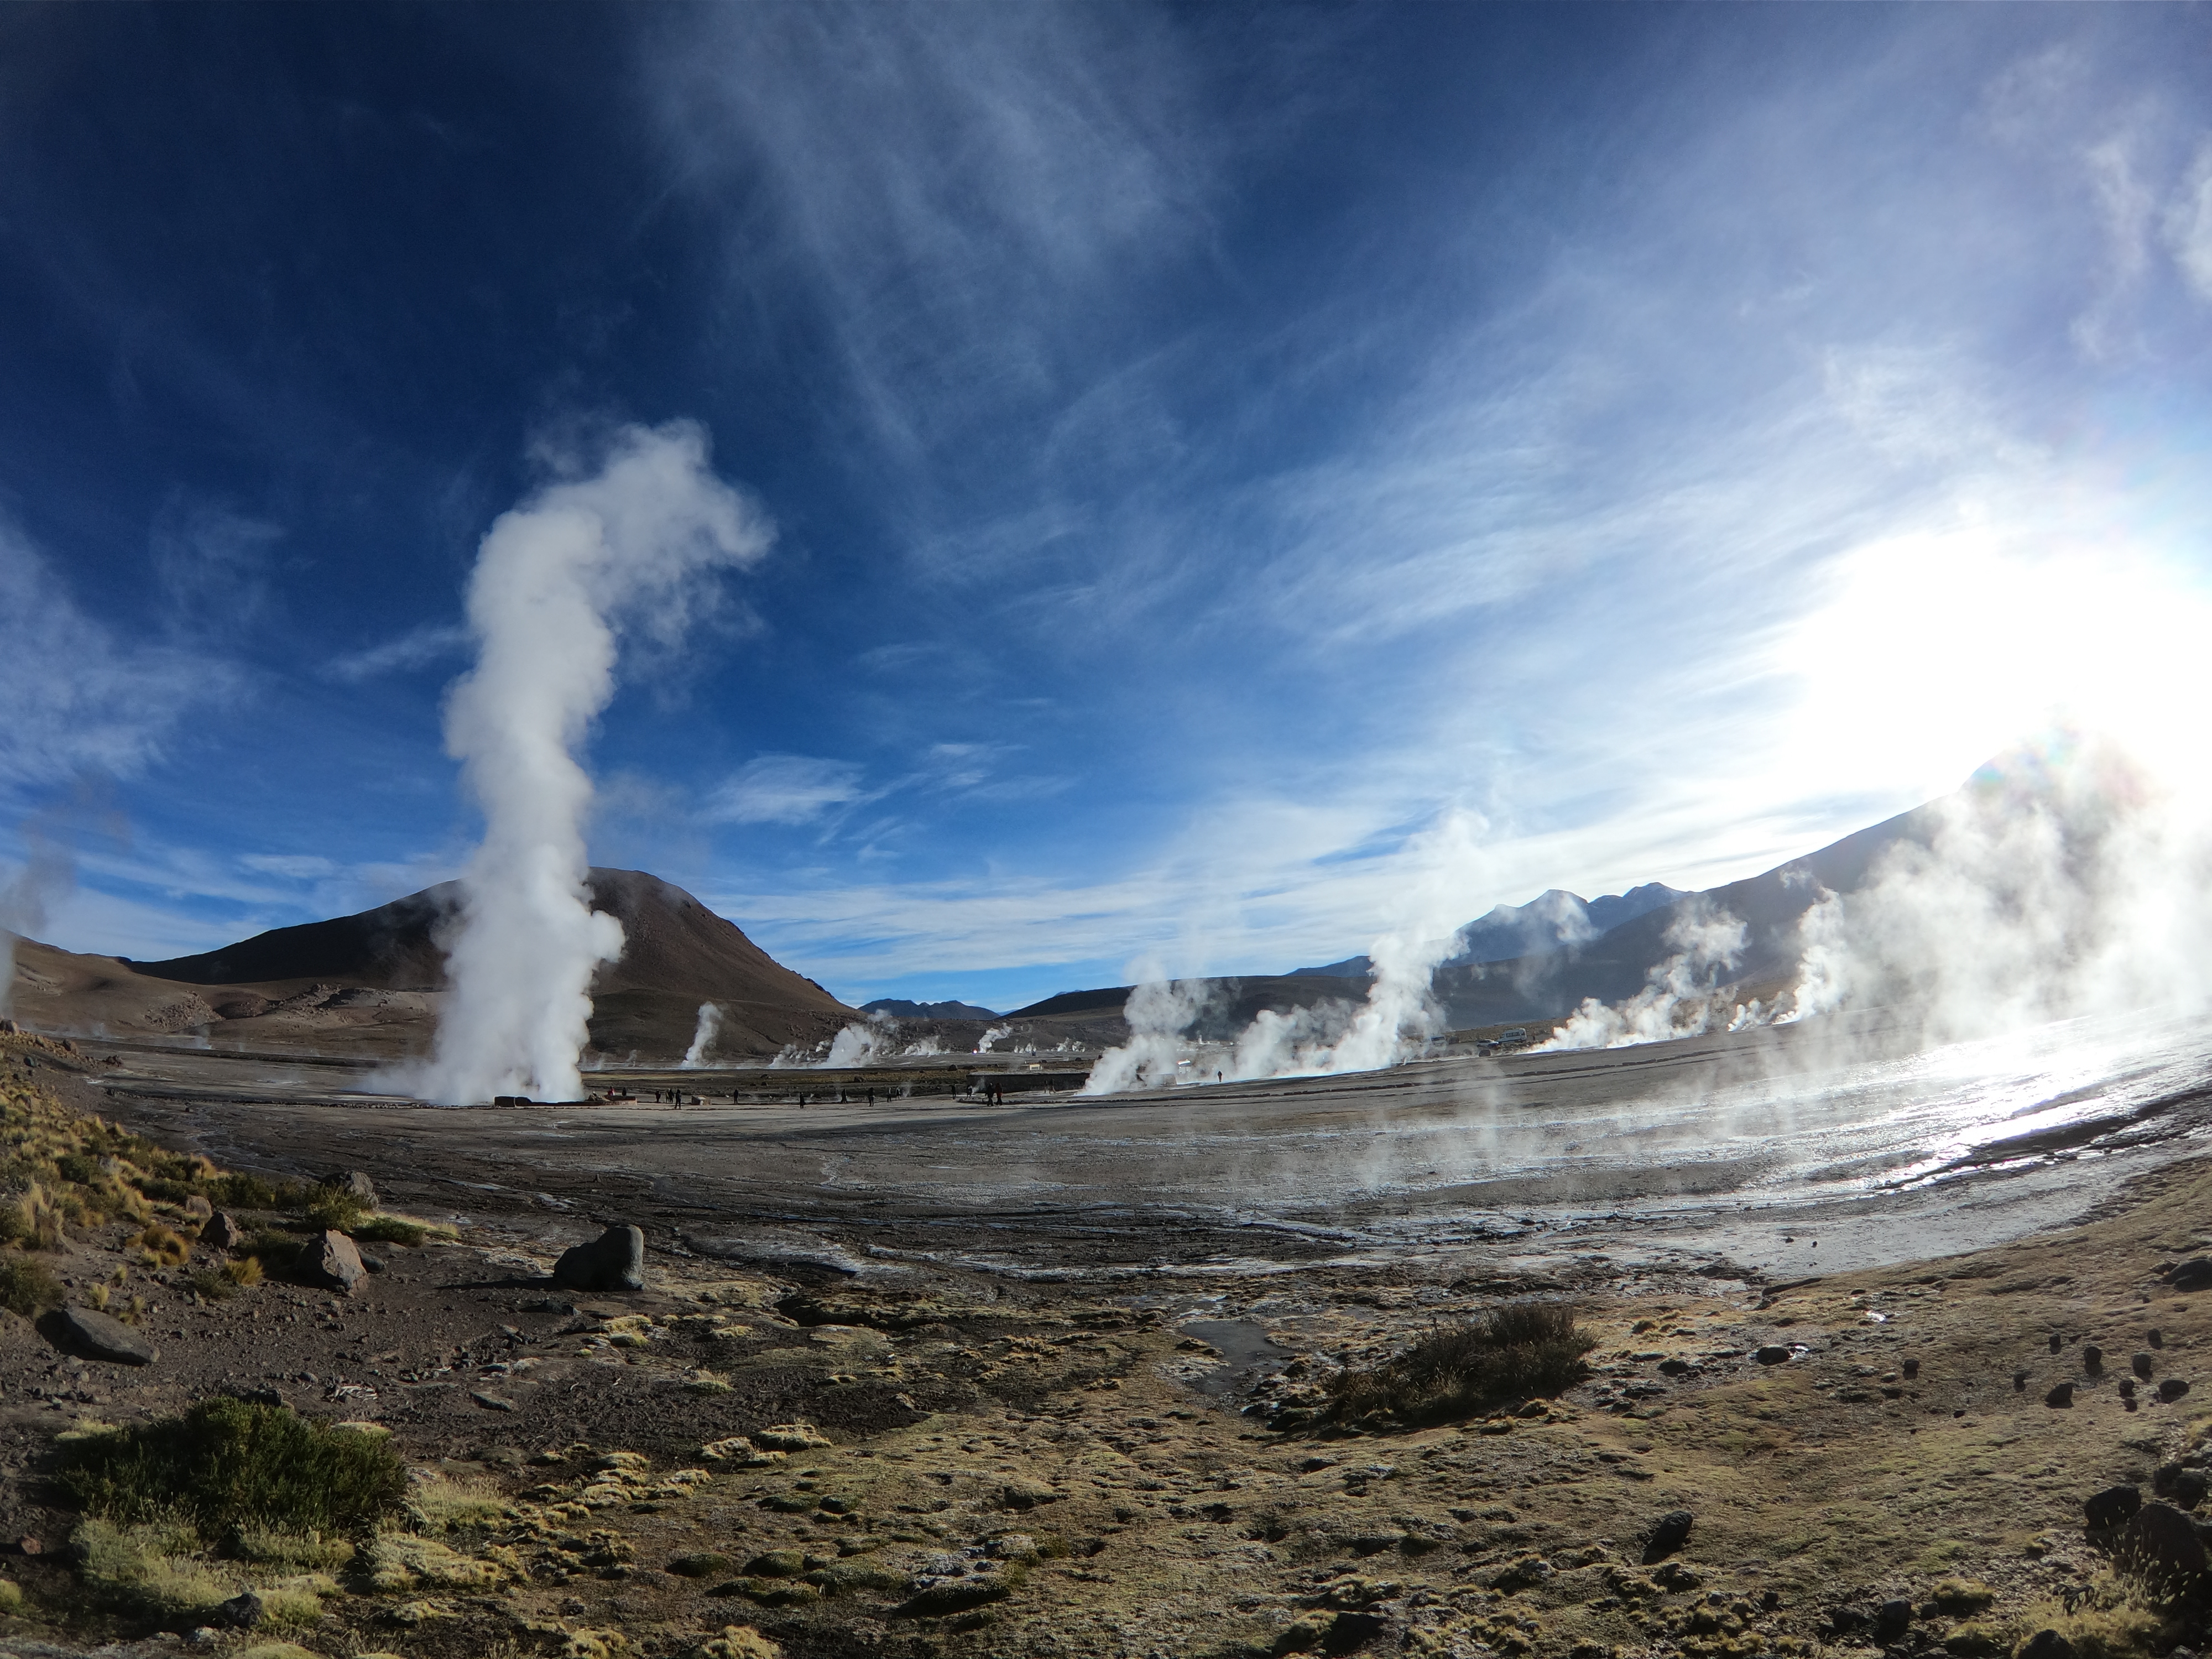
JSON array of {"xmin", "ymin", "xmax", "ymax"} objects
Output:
[{"xmin": 1177, "ymin": 1318, "xmax": 1289, "ymax": 1397}]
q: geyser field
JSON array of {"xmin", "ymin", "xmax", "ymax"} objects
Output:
[{"xmin": 0, "ymin": 987, "xmax": 2206, "ymax": 1659}]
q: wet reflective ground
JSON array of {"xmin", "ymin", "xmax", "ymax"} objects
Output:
[{"xmin": 92, "ymin": 1005, "xmax": 2212, "ymax": 1287}]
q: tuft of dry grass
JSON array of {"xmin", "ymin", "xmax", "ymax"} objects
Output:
[
  {"xmin": 1323, "ymin": 1301, "xmax": 1597, "ymax": 1429},
  {"xmin": 0, "ymin": 1250, "xmax": 64, "ymax": 1317}
]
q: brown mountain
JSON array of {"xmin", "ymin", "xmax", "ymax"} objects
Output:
[{"xmin": 7, "ymin": 869, "xmax": 853, "ymax": 1062}]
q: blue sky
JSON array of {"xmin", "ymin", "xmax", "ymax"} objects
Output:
[{"xmin": 5, "ymin": 4, "xmax": 2212, "ymax": 1013}]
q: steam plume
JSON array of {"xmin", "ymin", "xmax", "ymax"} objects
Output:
[
  {"xmin": 0, "ymin": 840, "xmax": 71, "ymax": 1021},
  {"xmin": 681, "ymin": 1002, "xmax": 723, "ymax": 1068},
  {"xmin": 1082, "ymin": 977, "xmax": 1207, "ymax": 1094},
  {"xmin": 1535, "ymin": 902, "xmax": 1747, "ymax": 1051},
  {"xmin": 413, "ymin": 424, "xmax": 769, "ymax": 1104}
]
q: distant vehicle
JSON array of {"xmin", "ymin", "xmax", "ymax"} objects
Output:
[{"xmin": 1500, "ymin": 1027, "xmax": 1528, "ymax": 1042}]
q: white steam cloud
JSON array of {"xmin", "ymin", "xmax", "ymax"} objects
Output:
[
  {"xmin": 681, "ymin": 1002, "xmax": 723, "ymax": 1068},
  {"xmin": 1535, "ymin": 903, "xmax": 1747, "ymax": 1051},
  {"xmin": 0, "ymin": 841, "xmax": 72, "ymax": 1021},
  {"xmin": 409, "ymin": 424, "xmax": 770, "ymax": 1105},
  {"xmin": 1082, "ymin": 977, "xmax": 1207, "ymax": 1094}
]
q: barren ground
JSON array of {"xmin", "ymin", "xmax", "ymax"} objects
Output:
[{"xmin": 0, "ymin": 1017, "xmax": 2206, "ymax": 1659}]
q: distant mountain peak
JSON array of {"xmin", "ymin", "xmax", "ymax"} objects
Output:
[
  {"xmin": 1289, "ymin": 880, "xmax": 1687, "ymax": 978},
  {"xmin": 862, "ymin": 997, "xmax": 1001, "ymax": 1021}
]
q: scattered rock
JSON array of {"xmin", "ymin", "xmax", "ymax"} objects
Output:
[
  {"xmin": 16, "ymin": 1538, "xmax": 41, "ymax": 1557},
  {"xmin": 2045, "ymin": 1381, "xmax": 2074, "ymax": 1408},
  {"xmin": 2133, "ymin": 1353, "xmax": 2156, "ymax": 1380},
  {"xmin": 1874, "ymin": 1599, "xmax": 1914, "ymax": 1642},
  {"xmin": 1642, "ymin": 1510, "xmax": 1693, "ymax": 1563},
  {"xmin": 1902, "ymin": 1358, "xmax": 1920, "ymax": 1380},
  {"xmin": 1754, "ymin": 1345, "xmax": 1789, "ymax": 1365},
  {"xmin": 469, "ymin": 1391, "xmax": 517, "ymax": 1413},
  {"xmin": 218, "ymin": 1589, "xmax": 267, "ymax": 1629},
  {"xmin": 2013, "ymin": 1370, "xmax": 2029, "ymax": 1393},
  {"xmin": 302, "ymin": 1229, "xmax": 366, "ymax": 1294},
  {"xmin": 2114, "ymin": 1501, "xmax": 2209, "ymax": 1593},
  {"xmin": 2167, "ymin": 1258, "xmax": 2212, "ymax": 1292},
  {"xmin": 2120, "ymin": 1379, "xmax": 2138, "ymax": 1399},
  {"xmin": 2083, "ymin": 1345, "xmax": 2104, "ymax": 1375},
  {"xmin": 202, "ymin": 1211, "xmax": 245, "ymax": 1251},
  {"xmin": 325, "ymin": 1170, "xmax": 379, "ymax": 1208},
  {"xmin": 2157, "ymin": 1378, "xmax": 2191, "ymax": 1402},
  {"xmin": 2049, "ymin": 1333, "xmax": 2065, "ymax": 1354},
  {"xmin": 1657, "ymin": 1358, "xmax": 1690, "ymax": 1376},
  {"xmin": 2152, "ymin": 1467, "xmax": 2209, "ymax": 1512},
  {"xmin": 2148, "ymin": 1328, "xmax": 2164, "ymax": 1349},
  {"xmin": 669, "ymin": 1553, "xmax": 734, "ymax": 1579},
  {"xmin": 1001, "ymin": 1475, "xmax": 1064, "ymax": 1510},
  {"xmin": 551, "ymin": 1225, "xmax": 646, "ymax": 1292},
  {"xmin": 2085, "ymin": 1486, "xmax": 2142, "ymax": 1531},
  {"xmin": 51, "ymin": 1307, "xmax": 157, "ymax": 1366},
  {"xmin": 2017, "ymin": 1631, "xmax": 2076, "ymax": 1659},
  {"xmin": 183, "ymin": 1194, "xmax": 213, "ymax": 1219}
]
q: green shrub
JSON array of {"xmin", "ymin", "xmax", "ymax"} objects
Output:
[
  {"xmin": 1324, "ymin": 1302, "xmax": 1597, "ymax": 1429},
  {"xmin": 350, "ymin": 1214, "xmax": 429, "ymax": 1246},
  {"xmin": 299, "ymin": 1188, "xmax": 368, "ymax": 1233},
  {"xmin": 208, "ymin": 1172, "xmax": 302, "ymax": 1212},
  {"xmin": 186, "ymin": 1266, "xmax": 238, "ymax": 1302},
  {"xmin": 53, "ymin": 1399, "xmax": 407, "ymax": 1535},
  {"xmin": 0, "ymin": 1251, "xmax": 64, "ymax": 1317}
]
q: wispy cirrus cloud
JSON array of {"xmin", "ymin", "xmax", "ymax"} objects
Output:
[
  {"xmin": 324, "ymin": 620, "xmax": 471, "ymax": 684},
  {"xmin": 706, "ymin": 754, "xmax": 868, "ymax": 826},
  {"xmin": 0, "ymin": 518, "xmax": 231, "ymax": 794}
]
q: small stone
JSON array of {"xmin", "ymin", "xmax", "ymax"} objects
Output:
[
  {"xmin": 2120, "ymin": 1378, "xmax": 2138, "ymax": 1399},
  {"xmin": 2085, "ymin": 1485, "xmax": 2142, "ymax": 1531},
  {"xmin": 302, "ymin": 1229, "xmax": 366, "ymax": 1294},
  {"xmin": 202, "ymin": 1211, "xmax": 246, "ymax": 1251},
  {"xmin": 2167, "ymin": 1258, "xmax": 2212, "ymax": 1292},
  {"xmin": 2049, "ymin": 1333, "xmax": 2064, "ymax": 1354},
  {"xmin": 1902, "ymin": 1358, "xmax": 1919, "ymax": 1380},
  {"xmin": 1643, "ymin": 1509, "xmax": 1693, "ymax": 1564},
  {"xmin": 469, "ymin": 1391, "xmax": 517, "ymax": 1412},
  {"xmin": 218, "ymin": 1589, "xmax": 267, "ymax": 1629},
  {"xmin": 1874, "ymin": 1599, "xmax": 1914, "ymax": 1642},
  {"xmin": 2083, "ymin": 1345, "xmax": 2103, "ymax": 1375},
  {"xmin": 2018, "ymin": 1631, "xmax": 2076, "ymax": 1659},
  {"xmin": 2044, "ymin": 1381, "xmax": 2074, "ymax": 1408},
  {"xmin": 1754, "ymin": 1345, "xmax": 1790, "ymax": 1365},
  {"xmin": 184, "ymin": 1630, "xmax": 219, "ymax": 1650},
  {"xmin": 2013, "ymin": 1369, "xmax": 2029, "ymax": 1392},
  {"xmin": 2133, "ymin": 1353, "xmax": 2156, "ymax": 1380},
  {"xmin": 551, "ymin": 1224, "xmax": 646, "ymax": 1292},
  {"xmin": 2157, "ymin": 1378, "xmax": 2190, "ymax": 1402},
  {"xmin": 15, "ymin": 1537, "xmax": 40, "ymax": 1557},
  {"xmin": 324, "ymin": 1170, "xmax": 379, "ymax": 1208},
  {"xmin": 54, "ymin": 1306, "xmax": 158, "ymax": 1366},
  {"xmin": 183, "ymin": 1194, "xmax": 213, "ymax": 1219},
  {"xmin": 2148, "ymin": 1328, "xmax": 2164, "ymax": 1348}
]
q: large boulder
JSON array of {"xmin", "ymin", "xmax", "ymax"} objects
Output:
[
  {"xmin": 323, "ymin": 1170, "xmax": 378, "ymax": 1208},
  {"xmin": 53, "ymin": 1306, "xmax": 157, "ymax": 1365},
  {"xmin": 301, "ymin": 1229, "xmax": 366, "ymax": 1294},
  {"xmin": 2113, "ymin": 1502, "xmax": 2208, "ymax": 1595},
  {"xmin": 1643, "ymin": 1510, "xmax": 1693, "ymax": 1563},
  {"xmin": 2166, "ymin": 1258, "xmax": 2212, "ymax": 1292},
  {"xmin": 202, "ymin": 1211, "xmax": 246, "ymax": 1252},
  {"xmin": 552, "ymin": 1225, "xmax": 646, "ymax": 1292},
  {"xmin": 2085, "ymin": 1485, "xmax": 2142, "ymax": 1532}
]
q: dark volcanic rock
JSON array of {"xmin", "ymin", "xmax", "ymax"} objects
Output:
[
  {"xmin": 324, "ymin": 1170, "xmax": 378, "ymax": 1208},
  {"xmin": 1642, "ymin": 1510, "xmax": 1693, "ymax": 1563},
  {"xmin": 302, "ymin": 1229, "xmax": 366, "ymax": 1294},
  {"xmin": 1754, "ymin": 1345, "xmax": 1789, "ymax": 1365},
  {"xmin": 2158, "ymin": 1378, "xmax": 2191, "ymax": 1402},
  {"xmin": 2167, "ymin": 1258, "xmax": 2212, "ymax": 1292},
  {"xmin": 1873, "ymin": 1599, "xmax": 1914, "ymax": 1642},
  {"xmin": 2045, "ymin": 1381, "xmax": 2075, "ymax": 1408},
  {"xmin": 202, "ymin": 1211, "xmax": 245, "ymax": 1251},
  {"xmin": 2153, "ymin": 1466, "xmax": 2209, "ymax": 1513},
  {"xmin": 2082, "ymin": 1344, "xmax": 2104, "ymax": 1375},
  {"xmin": 2135, "ymin": 1353, "xmax": 2157, "ymax": 1379},
  {"xmin": 2085, "ymin": 1486, "xmax": 2143, "ymax": 1532},
  {"xmin": 2017, "ymin": 1631, "xmax": 2076, "ymax": 1659},
  {"xmin": 2114, "ymin": 1502, "xmax": 2209, "ymax": 1593},
  {"xmin": 50, "ymin": 1306, "xmax": 156, "ymax": 1365},
  {"xmin": 552, "ymin": 1224, "xmax": 647, "ymax": 1292}
]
